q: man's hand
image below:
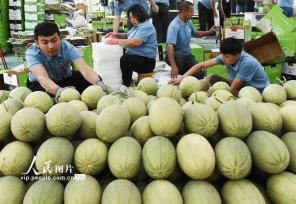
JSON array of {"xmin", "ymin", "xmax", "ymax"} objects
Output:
[
  {"xmin": 151, "ymin": 4, "xmax": 159, "ymax": 13},
  {"xmin": 104, "ymin": 38, "xmax": 118, "ymax": 45},
  {"xmin": 208, "ymin": 26, "xmax": 216, "ymax": 35},
  {"xmin": 105, "ymin": 32, "xmax": 120, "ymax": 38},
  {"xmin": 171, "ymin": 65, "xmax": 179, "ymax": 78},
  {"xmin": 213, "ymin": 11, "xmax": 218, "ymax": 17},
  {"xmin": 95, "ymin": 77, "xmax": 112, "ymax": 94},
  {"xmin": 169, "ymin": 76, "xmax": 184, "ymax": 85}
]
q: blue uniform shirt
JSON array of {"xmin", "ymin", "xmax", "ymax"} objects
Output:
[
  {"xmin": 215, "ymin": 51, "xmax": 270, "ymax": 90},
  {"xmin": 200, "ymin": 0, "xmax": 212, "ymax": 9},
  {"xmin": 126, "ymin": 20, "xmax": 157, "ymax": 59},
  {"xmin": 114, "ymin": 0, "xmax": 149, "ymax": 16},
  {"xmin": 166, "ymin": 16, "xmax": 197, "ymax": 55},
  {"xmin": 25, "ymin": 40, "xmax": 81, "ymax": 82},
  {"xmin": 277, "ymin": 0, "xmax": 294, "ymax": 7},
  {"xmin": 155, "ymin": 0, "xmax": 169, "ymax": 6}
]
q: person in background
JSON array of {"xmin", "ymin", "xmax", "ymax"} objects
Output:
[
  {"xmin": 277, "ymin": 0, "xmax": 294, "ymax": 17},
  {"xmin": 169, "ymin": 38, "xmax": 270, "ymax": 96},
  {"xmin": 246, "ymin": 0, "xmax": 255, "ymax": 11},
  {"xmin": 198, "ymin": 0, "xmax": 218, "ymax": 31},
  {"xmin": 105, "ymin": 4, "xmax": 157, "ymax": 86},
  {"xmin": 112, "ymin": 0, "xmax": 159, "ymax": 32},
  {"xmin": 25, "ymin": 22, "xmax": 109, "ymax": 99},
  {"xmin": 236, "ymin": 0, "xmax": 246, "ymax": 13},
  {"xmin": 254, "ymin": 0, "xmax": 263, "ymax": 12},
  {"xmin": 219, "ymin": 0, "xmax": 231, "ymax": 27},
  {"xmin": 166, "ymin": 1, "xmax": 216, "ymax": 79},
  {"xmin": 152, "ymin": 0, "xmax": 169, "ymax": 43}
]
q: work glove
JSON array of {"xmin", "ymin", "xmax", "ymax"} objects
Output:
[{"xmin": 95, "ymin": 77, "xmax": 112, "ymax": 94}]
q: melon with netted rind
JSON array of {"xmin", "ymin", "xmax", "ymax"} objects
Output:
[
  {"xmin": 209, "ymin": 81, "xmax": 231, "ymax": 93},
  {"xmin": 246, "ymin": 131, "xmax": 290, "ymax": 174},
  {"xmin": 188, "ymin": 91, "xmax": 208, "ymax": 103},
  {"xmin": 263, "ymin": 84, "xmax": 287, "ymax": 105},
  {"xmin": 143, "ymin": 180, "xmax": 183, "ymax": 204},
  {"xmin": 149, "ymin": 97, "xmax": 183, "ymax": 137},
  {"xmin": 96, "ymin": 104, "xmax": 130, "ymax": 143},
  {"xmin": 108, "ymin": 137, "xmax": 141, "ymax": 179},
  {"xmin": 218, "ymin": 101, "xmax": 252, "ymax": 138},
  {"xmin": 102, "ymin": 179, "xmax": 141, "ymax": 204},
  {"xmin": 68, "ymin": 100, "xmax": 88, "ymax": 111},
  {"xmin": 137, "ymin": 77, "xmax": 158, "ymax": 95},
  {"xmin": 96, "ymin": 94, "xmax": 122, "ymax": 114},
  {"xmin": 64, "ymin": 175, "xmax": 101, "ymax": 204},
  {"xmin": 143, "ymin": 136, "xmax": 176, "ymax": 179},
  {"xmin": 157, "ymin": 85, "xmax": 181, "ymax": 102},
  {"xmin": 0, "ymin": 111, "xmax": 12, "ymax": 142},
  {"xmin": 176, "ymin": 134, "xmax": 215, "ymax": 179},
  {"xmin": 122, "ymin": 97, "xmax": 147, "ymax": 124},
  {"xmin": 184, "ymin": 103, "xmax": 219, "ymax": 138},
  {"xmin": 0, "ymin": 141, "xmax": 33, "ymax": 176},
  {"xmin": 222, "ymin": 179, "xmax": 266, "ymax": 204},
  {"xmin": 35, "ymin": 137, "xmax": 74, "ymax": 176},
  {"xmin": 24, "ymin": 91, "xmax": 53, "ymax": 113},
  {"xmin": 212, "ymin": 89, "xmax": 235, "ymax": 102},
  {"xmin": 249, "ymin": 102, "xmax": 283, "ymax": 135},
  {"xmin": 0, "ymin": 90, "xmax": 9, "ymax": 103},
  {"xmin": 132, "ymin": 90, "xmax": 150, "ymax": 105},
  {"xmin": 281, "ymin": 132, "xmax": 296, "ymax": 173},
  {"xmin": 205, "ymin": 96, "xmax": 222, "ymax": 111},
  {"xmin": 179, "ymin": 76, "xmax": 201, "ymax": 99},
  {"xmin": 58, "ymin": 88, "xmax": 81, "ymax": 102},
  {"xmin": 280, "ymin": 105, "xmax": 296, "ymax": 132},
  {"xmin": 281, "ymin": 100, "xmax": 296, "ymax": 107},
  {"xmin": 130, "ymin": 116, "xmax": 154, "ymax": 144},
  {"xmin": 46, "ymin": 103, "xmax": 82, "ymax": 137},
  {"xmin": 0, "ymin": 176, "xmax": 26, "ymax": 204},
  {"xmin": 11, "ymin": 107, "xmax": 45, "ymax": 142},
  {"xmin": 283, "ymin": 80, "xmax": 296, "ymax": 100},
  {"xmin": 267, "ymin": 171, "xmax": 296, "ymax": 204},
  {"xmin": 81, "ymin": 85, "xmax": 106, "ymax": 109},
  {"xmin": 9, "ymin": 87, "xmax": 31, "ymax": 102},
  {"xmin": 78, "ymin": 111, "xmax": 97, "ymax": 139},
  {"xmin": 182, "ymin": 181, "xmax": 222, "ymax": 204},
  {"xmin": 238, "ymin": 86, "xmax": 262, "ymax": 102},
  {"xmin": 74, "ymin": 138, "xmax": 108, "ymax": 175},
  {"xmin": 0, "ymin": 98, "xmax": 23, "ymax": 115},
  {"xmin": 23, "ymin": 180, "xmax": 64, "ymax": 204},
  {"xmin": 236, "ymin": 97, "xmax": 255, "ymax": 108},
  {"xmin": 215, "ymin": 137, "xmax": 252, "ymax": 179}
]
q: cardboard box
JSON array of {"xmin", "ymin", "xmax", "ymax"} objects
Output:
[
  {"xmin": 3, "ymin": 68, "xmax": 29, "ymax": 87},
  {"xmin": 9, "ymin": 9, "xmax": 22, "ymax": 21},
  {"xmin": 282, "ymin": 61, "xmax": 296, "ymax": 76},
  {"xmin": 244, "ymin": 32, "xmax": 285, "ymax": 65},
  {"xmin": 9, "ymin": 0, "xmax": 22, "ymax": 7}
]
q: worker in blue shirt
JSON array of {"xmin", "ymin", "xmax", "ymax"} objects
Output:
[
  {"xmin": 277, "ymin": 0, "xmax": 294, "ymax": 17},
  {"xmin": 198, "ymin": 0, "xmax": 217, "ymax": 31},
  {"xmin": 169, "ymin": 38, "xmax": 270, "ymax": 95},
  {"xmin": 112, "ymin": 0, "xmax": 159, "ymax": 32},
  {"xmin": 166, "ymin": 0, "xmax": 216, "ymax": 79},
  {"xmin": 105, "ymin": 4, "xmax": 157, "ymax": 86},
  {"xmin": 25, "ymin": 22, "xmax": 109, "ymax": 99}
]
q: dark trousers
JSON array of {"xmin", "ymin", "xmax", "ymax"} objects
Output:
[
  {"xmin": 166, "ymin": 53, "xmax": 204, "ymax": 79},
  {"xmin": 26, "ymin": 71, "xmax": 92, "ymax": 96},
  {"xmin": 152, "ymin": 3, "xmax": 169, "ymax": 43},
  {"xmin": 219, "ymin": 2, "xmax": 231, "ymax": 28},
  {"xmin": 120, "ymin": 54, "xmax": 155, "ymax": 86},
  {"xmin": 198, "ymin": 2, "xmax": 214, "ymax": 31}
]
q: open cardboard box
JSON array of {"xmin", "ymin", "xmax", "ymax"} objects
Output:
[{"xmin": 243, "ymin": 32, "xmax": 285, "ymax": 65}]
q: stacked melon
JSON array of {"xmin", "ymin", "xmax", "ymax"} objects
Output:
[{"xmin": 0, "ymin": 78, "xmax": 296, "ymax": 204}]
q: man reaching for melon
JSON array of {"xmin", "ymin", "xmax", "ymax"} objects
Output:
[
  {"xmin": 25, "ymin": 21, "xmax": 110, "ymax": 100},
  {"xmin": 169, "ymin": 38, "xmax": 270, "ymax": 96}
]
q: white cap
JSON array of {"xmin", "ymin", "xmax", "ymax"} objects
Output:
[{"xmin": 185, "ymin": 0, "xmax": 194, "ymax": 4}]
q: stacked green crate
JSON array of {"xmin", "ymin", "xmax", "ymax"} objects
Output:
[
  {"xmin": 0, "ymin": 0, "xmax": 10, "ymax": 52},
  {"xmin": 24, "ymin": 0, "xmax": 45, "ymax": 31},
  {"xmin": 9, "ymin": 0, "xmax": 24, "ymax": 36}
]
